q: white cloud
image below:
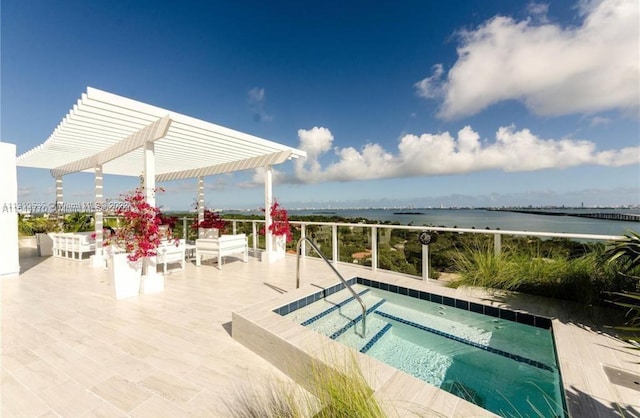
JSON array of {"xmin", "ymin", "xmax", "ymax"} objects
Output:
[
  {"xmin": 415, "ymin": 0, "xmax": 640, "ymax": 119},
  {"xmin": 527, "ymin": 2, "xmax": 549, "ymax": 18},
  {"xmin": 414, "ymin": 64, "xmax": 444, "ymax": 99},
  {"xmin": 292, "ymin": 125, "xmax": 640, "ymax": 183},
  {"xmin": 247, "ymin": 87, "xmax": 273, "ymax": 122},
  {"xmin": 294, "ymin": 127, "xmax": 334, "ymax": 177},
  {"xmin": 248, "ymin": 87, "xmax": 265, "ymax": 103},
  {"xmin": 589, "ymin": 116, "xmax": 611, "ymax": 126}
]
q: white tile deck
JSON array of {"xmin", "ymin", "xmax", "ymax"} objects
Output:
[{"xmin": 2, "ymin": 248, "xmax": 639, "ymax": 417}]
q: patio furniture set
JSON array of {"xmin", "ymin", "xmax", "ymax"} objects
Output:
[{"xmin": 48, "ymin": 231, "xmax": 249, "ymax": 272}]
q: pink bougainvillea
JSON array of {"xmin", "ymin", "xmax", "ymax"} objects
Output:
[
  {"xmin": 190, "ymin": 209, "xmax": 227, "ymax": 231},
  {"xmin": 104, "ymin": 187, "xmax": 167, "ymax": 261},
  {"xmin": 261, "ymin": 199, "xmax": 292, "ymax": 243}
]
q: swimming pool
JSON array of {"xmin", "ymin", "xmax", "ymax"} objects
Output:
[{"xmin": 274, "ymin": 277, "xmax": 567, "ymax": 418}]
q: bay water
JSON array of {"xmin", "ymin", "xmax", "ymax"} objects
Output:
[{"xmin": 288, "ymin": 208, "xmax": 639, "ymax": 237}]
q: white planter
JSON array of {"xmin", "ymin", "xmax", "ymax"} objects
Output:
[
  {"xmin": 274, "ymin": 234, "xmax": 286, "ymax": 253},
  {"xmin": 200, "ymin": 228, "xmax": 219, "ymax": 239},
  {"xmin": 110, "ymin": 253, "xmax": 142, "ymax": 300},
  {"xmin": 140, "ymin": 257, "xmax": 164, "ymax": 294},
  {"xmin": 261, "ymin": 234, "xmax": 287, "ymax": 263}
]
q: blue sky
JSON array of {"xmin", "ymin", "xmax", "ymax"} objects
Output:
[{"xmin": 2, "ymin": 0, "xmax": 639, "ymax": 211}]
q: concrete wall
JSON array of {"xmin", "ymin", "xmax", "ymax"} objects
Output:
[{"xmin": 0, "ymin": 142, "xmax": 20, "ymax": 276}]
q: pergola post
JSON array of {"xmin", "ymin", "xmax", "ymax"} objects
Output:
[
  {"xmin": 262, "ymin": 165, "xmax": 274, "ymax": 261},
  {"xmin": 144, "ymin": 142, "xmax": 156, "ymax": 206},
  {"xmin": 197, "ymin": 176, "xmax": 204, "ymax": 238},
  {"xmin": 55, "ymin": 176, "xmax": 63, "ymax": 215},
  {"xmin": 142, "ymin": 140, "xmax": 158, "ymax": 277},
  {"xmin": 91, "ymin": 165, "xmax": 105, "ymax": 267}
]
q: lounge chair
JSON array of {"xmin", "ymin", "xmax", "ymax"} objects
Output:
[{"xmin": 195, "ymin": 234, "xmax": 248, "ymax": 269}]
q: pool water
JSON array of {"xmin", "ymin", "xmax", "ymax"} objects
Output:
[{"xmin": 279, "ymin": 281, "xmax": 566, "ymax": 418}]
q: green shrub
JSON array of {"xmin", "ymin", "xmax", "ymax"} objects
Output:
[
  {"xmin": 599, "ymin": 232, "xmax": 640, "ymax": 347},
  {"xmin": 448, "ymin": 239, "xmax": 620, "ymax": 304},
  {"xmin": 18, "ymin": 215, "xmax": 59, "ymax": 236}
]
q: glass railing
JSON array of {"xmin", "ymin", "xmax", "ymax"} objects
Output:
[
  {"xmin": 224, "ymin": 218, "xmax": 626, "ymax": 281},
  {"xmin": 103, "ymin": 215, "xmax": 626, "ymax": 281}
]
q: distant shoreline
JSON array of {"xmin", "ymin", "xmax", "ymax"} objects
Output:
[
  {"xmin": 393, "ymin": 212, "xmax": 425, "ymax": 215},
  {"xmin": 492, "ymin": 208, "xmax": 640, "ymax": 222}
]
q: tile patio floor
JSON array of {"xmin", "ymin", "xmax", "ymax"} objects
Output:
[{"xmin": 2, "ymin": 247, "xmax": 639, "ymax": 417}]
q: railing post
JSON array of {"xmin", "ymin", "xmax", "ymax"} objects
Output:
[
  {"xmin": 232, "ymin": 220, "xmax": 237, "ymax": 235},
  {"xmin": 252, "ymin": 221, "xmax": 257, "ymax": 253},
  {"xmin": 494, "ymin": 233, "xmax": 502, "ymax": 255},
  {"xmin": 332, "ymin": 224, "xmax": 338, "ymax": 265},
  {"xmin": 300, "ymin": 224, "xmax": 306, "ymax": 259},
  {"xmin": 182, "ymin": 216, "xmax": 187, "ymax": 241},
  {"xmin": 371, "ymin": 226, "xmax": 378, "ymax": 272},
  {"xmin": 422, "ymin": 244, "xmax": 430, "ymax": 282}
]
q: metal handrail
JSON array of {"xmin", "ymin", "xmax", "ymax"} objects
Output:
[{"xmin": 296, "ymin": 237, "xmax": 367, "ymax": 338}]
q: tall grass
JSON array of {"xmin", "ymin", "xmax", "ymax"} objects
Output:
[
  {"xmin": 449, "ymin": 238, "xmax": 612, "ymax": 303},
  {"xmin": 223, "ymin": 353, "xmax": 388, "ymax": 418},
  {"xmin": 223, "ymin": 351, "xmax": 441, "ymax": 417}
]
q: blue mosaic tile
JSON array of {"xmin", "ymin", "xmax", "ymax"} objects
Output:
[
  {"xmin": 469, "ymin": 302, "xmax": 484, "ymax": 314},
  {"xmin": 442, "ymin": 296, "xmax": 455, "ymax": 307},
  {"xmin": 500, "ymin": 309, "xmax": 516, "ymax": 322},
  {"xmin": 329, "ymin": 298, "xmax": 386, "ymax": 339},
  {"xmin": 360, "ymin": 323, "xmax": 392, "ymax": 353},
  {"xmin": 484, "ymin": 306, "xmax": 500, "ymax": 318},
  {"xmin": 517, "ymin": 312, "xmax": 535, "ymax": 326},
  {"xmin": 374, "ymin": 310, "xmax": 554, "ymax": 372},
  {"xmin": 300, "ymin": 289, "xmax": 371, "ymax": 326},
  {"xmin": 455, "ymin": 299, "xmax": 469, "ymax": 310},
  {"xmin": 289, "ymin": 278, "xmax": 552, "ymax": 337},
  {"xmin": 536, "ymin": 316, "xmax": 552, "ymax": 329}
]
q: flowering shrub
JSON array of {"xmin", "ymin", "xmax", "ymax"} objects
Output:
[
  {"xmin": 158, "ymin": 213, "xmax": 178, "ymax": 231},
  {"xmin": 104, "ymin": 187, "xmax": 166, "ymax": 261},
  {"xmin": 191, "ymin": 209, "xmax": 227, "ymax": 231},
  {"xmin": 261, "ymin": 199, "xmax": 292, "ymax": 242}
]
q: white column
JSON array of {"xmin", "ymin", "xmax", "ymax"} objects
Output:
[
  {"xmin": 197, "ymin": 176, "xmax": 204, "ymax": 238},
  {"xmin": 262, "ymin": 165, "xmax": 274, "ymax": 261},
  {"xmin": 0, "ymin": 142, "xmax": 20, "ymax": 277},
  {"xmin": 55, "ymin": 176, "xmax": 63, "ymax": 214},
  {"xmin": 144, "ymin": 141, "xmax": 156, "ymax": 206},
  {"xmin": 143, "ymin": 141, "xmax": 157, "ymax": 277},
  {"xmin": 92, "ymin": 165, "xmax": 105, "ymax": 267}
]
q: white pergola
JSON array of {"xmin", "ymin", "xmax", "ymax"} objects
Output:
[{"xmin": 17, "ymin": 87, "xmax": 306, "ymax": 265}]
